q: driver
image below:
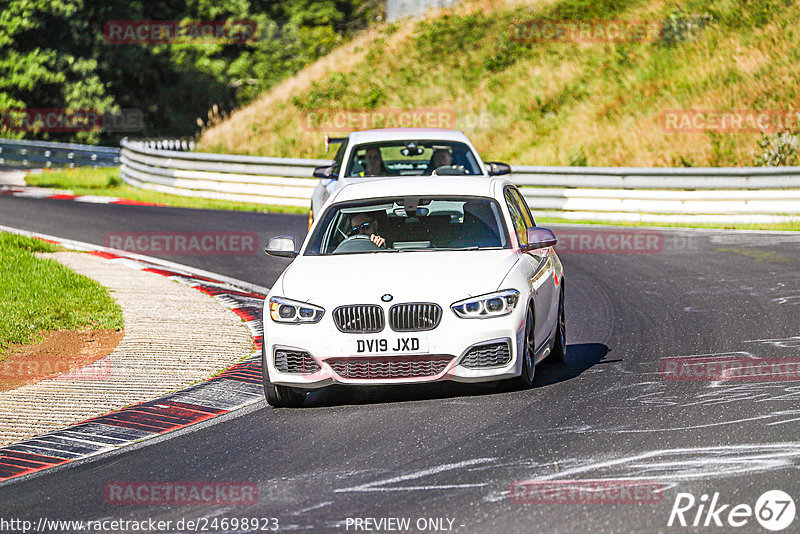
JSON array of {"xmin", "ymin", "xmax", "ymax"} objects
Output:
[
  {"xmin": 428, "ymin": 148, "xmax": 453, "ymax": 174},
  {"xmin": 363, "ymin": 147, "xmax": 389, "ymax": 176},
  {"xmin": 349, "ymin": 212, "xmax": 386, "ymax": 247}
]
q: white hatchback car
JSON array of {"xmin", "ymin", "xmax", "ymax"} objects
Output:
[
  {"xmin": 309, "ymin": 128, "xmax": 511, "ymax": 227},
  {"xmin": 263, "ymin": 176, "xmax": 565, "ymax": 407}
]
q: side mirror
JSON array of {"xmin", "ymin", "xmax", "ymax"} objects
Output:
[
  {"xmin": 265, "ymin": 236, "xmax": 298, "ymax": 258},
  {"xmin": 485, "ymin": 161, "xmax": 511, "ymax": 176},
  {"xmin": 313, "ymin": 164, "xmax": 339, "ymax": 179},
  {"xmin": 522, "ymin": 227, "xmax": 557, "ymax": 251}
]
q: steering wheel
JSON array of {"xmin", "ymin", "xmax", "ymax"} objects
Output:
[
  {"xmin": 342, "ymin": 234, "xmax": 378, "ymax": 244},
  {"xmin": 432, "ymin": 165, "xmax": 468, "ymax": 176},
  {"xmin": 333, "ymin": 234, "xmax": 382, "ymax": 253}
]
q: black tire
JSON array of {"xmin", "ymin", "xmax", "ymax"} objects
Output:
[
  {"xmin": 512, "ymin": 307, "xmax": 536, "ymax": 389},
  {"xmin": 262, "ymin": 344, "xmax": 307, "ymax": 408},
  {"xmin": 548, "ymin": 283, "xmax": 566, "ymax": 364}
]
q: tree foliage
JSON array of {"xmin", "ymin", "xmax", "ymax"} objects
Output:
[{"xmin": 0, "ymin": 0, "xmax": 381, "ymax": 143}]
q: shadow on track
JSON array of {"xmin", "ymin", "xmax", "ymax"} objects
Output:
[
  {"xmin": 296, "ymin": 342, "xmax": 610, "ymax": 409},
  {"xmin": 534, "ymin": 342, "xmax": 611, "ymax": 387}
]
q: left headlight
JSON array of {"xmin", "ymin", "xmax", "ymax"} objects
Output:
[
  {"xmin": 451, "ymin": 289, "xmax": 520, "ymax": 319},
  {"xmin": 269, "ymin": 296, "xmax": 324, "ymax": 324}
]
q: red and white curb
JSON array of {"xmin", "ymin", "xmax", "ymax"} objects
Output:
[
  {"xmin": 0, "ymin": 186, "xmax": 161, "ymax": 206},
  {"xmin": 0, "ymin": 226, "xmax": 267, "ymax": 485}
]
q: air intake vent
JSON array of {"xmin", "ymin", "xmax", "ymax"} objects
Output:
[
  {"xmin": 327, "ymin": 355, "xmax": 452, "ymax": 379},
  {"xmin": 274, "ymin": 350, "xmax": 321, "ymax": 374},
  {"xmin": 460, "ymin": 342, "xmax": 511, "ymax": 368},
  {"xmin": 389, "ymin": 303, "xmax": 442, "ymax": 332},
  {"xmin": 333, "ymin": 305, "xmax": 385, "ymax": 333}
]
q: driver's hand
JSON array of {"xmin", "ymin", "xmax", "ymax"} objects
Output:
[{"xmin": 370, "ymin": 234, "xmax": 386, "ymax": 247}]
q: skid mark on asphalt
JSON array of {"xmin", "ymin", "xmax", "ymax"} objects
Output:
[
  {"xmin": 771, "ymin": 294, "xmax": 800, "ymax": 305},
  {"xmin": 480, "ymin": 342, "xmax": 800, "ymax": 443},
  {"xmin": 746, "ymin": 336, "xmax": 800, "ymax": 348},
  {"xmin": 334, "ymin": 458, "xmax": 495, "ymax": 493},
  {"xmin": 708, "ymin": 233, "xmax": 800, "ymax": 247},
  {"xmin": 293, "ymin": 501, "xmax": 334, "ymax": 515},
  {"xmin": 277, "ymin": 442, "xmax": 800, "ymax": 506},
  {"xmin": 483, "ymin": 442, "xmax": 800, "ymax": 503}
]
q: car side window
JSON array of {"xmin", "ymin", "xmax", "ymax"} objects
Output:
[
  {"xmin": 510, "ymin": 188, "xmax": 535, "ymax": 228},
  {"xmin": 332, "ymin": 140, "xmax": 348, "ymax": 174},
  {"xmin": 504, "ymin": 189, "xmax": 528, "ymax": 246},
  {"xmin": 347, "ymin": 148, "xmax": 368, "ymax": 176}
]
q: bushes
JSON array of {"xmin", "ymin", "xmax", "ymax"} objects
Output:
[
  {"xmin": 659, "ymin": 11, "xmax": 714, "ymax": 45},
  {"xmin": 752, "ymin": 131, "xmax": 800, "ymax": 166}
]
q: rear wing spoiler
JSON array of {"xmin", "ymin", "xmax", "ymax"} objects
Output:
[{"xmin": 324, "ymin": 135, "xmax": 347, "ymax": 152}]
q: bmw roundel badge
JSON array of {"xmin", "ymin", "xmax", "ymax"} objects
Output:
[{"xmin": 381, "ymin": 294, "xmax": 393, "ymax": 302}]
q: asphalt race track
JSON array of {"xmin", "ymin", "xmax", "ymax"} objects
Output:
[{"xmin": 2, "ymin": 195, "xmax": 800, "ymax": 533}]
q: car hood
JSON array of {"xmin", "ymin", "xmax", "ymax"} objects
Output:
[{"xmin": 278, "ymin": 249, "xmax": 520, "ymax": 305}]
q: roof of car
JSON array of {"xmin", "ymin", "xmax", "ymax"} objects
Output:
[
  {"xmin": 346, "ymin": 128, "xmax": 472, "ymax": 144},
  {"xmin": 331, "ymin": 175, "xmax": 508, "ymax": 204}
]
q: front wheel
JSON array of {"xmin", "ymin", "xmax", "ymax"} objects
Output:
[
  {"xmin": 512, "ymin": 308, "xmax": 536, "ymax": 389},
  {"xmin": 262, "ymin": 344, "xmax": 307, "ymax": 408}
]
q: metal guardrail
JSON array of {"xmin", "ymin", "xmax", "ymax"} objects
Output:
[
  {"xmin": 120, "ymin": 139, "xmax": 800, "ymax": 223},
  {"xmin": 120, "ymin": 138, "xmax": 331, "ymax": 207},
  {"xmin": 511, "ymin": 165, "xmax": 800, "ymax": 189},
  {"xmin": 0, "ymin": 138, "xmax": 120, "ymax": 169},
  {"xmin": 513, "ymin": 166, "xmax": 800, "ymax": 223},
  {"xmin": 4, "ymin": 137, "xmax": 799, "ymax": 222}
]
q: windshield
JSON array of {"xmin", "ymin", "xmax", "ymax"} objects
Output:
[
  {"xmin": 305, "ymin": 196, "xmax": 509, "ymax": 255},
  {"xmin": 344, "ymin": 141, "xmax": 482, "ymax": 177}
]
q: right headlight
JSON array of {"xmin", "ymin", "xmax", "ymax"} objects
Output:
[
  {"xmin": 451, "ymin": 289, "xmax": 520, "ymax": 319},
  {"xmin": 269, "ymin": 297, "xmax": 324, "ymax": 324}
]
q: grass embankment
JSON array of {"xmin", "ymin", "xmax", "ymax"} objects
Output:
[
  {"xmin": 0, "ymin": 233, "xmax": 124, "ymax": 358},
  {"xmin": 25, "ymin": 168, "xmax": 305, "ymax": 214},
  {"xmin": 198, "ymin": 0, "xmax": 800, "ymax": 167}
]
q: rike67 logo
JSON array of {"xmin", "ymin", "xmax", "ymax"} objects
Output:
[{"xmin": 668, "ymin": 490, "xmax": 796, "ymax": 531}]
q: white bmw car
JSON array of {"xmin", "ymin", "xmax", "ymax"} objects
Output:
[
  {"xmin": 309, "ymin": 128, "xmax": 512, "ymax": 226},
  {"xmin": 262, "ymin": 176, "xmax": 565, "ymax": 407}
]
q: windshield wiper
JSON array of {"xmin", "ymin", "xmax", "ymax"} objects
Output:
[
  {"xmin": 418, "ymin": 246, "xmax": 483, "ymax": 251},
  {"xmin": 392, "ymin": 246, "xmax": 484, "ymax": 252}
]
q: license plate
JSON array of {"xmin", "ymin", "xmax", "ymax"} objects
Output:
[{"xmin": 354, "ymin": 337, "xmax": 428, "ymax": 355}]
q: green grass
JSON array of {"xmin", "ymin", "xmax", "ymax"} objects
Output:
[
  {"xmin": 25, "ymin": 168, "xmax": 306, "ymax": 214},
  {"xmin": 0, "ymin": 233, "xmax": 124, "ymax": 358}
]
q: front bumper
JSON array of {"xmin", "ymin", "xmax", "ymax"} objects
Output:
[{"xmin": 263, "ymin": 304, "xmax": 526, "ymax": 388}]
